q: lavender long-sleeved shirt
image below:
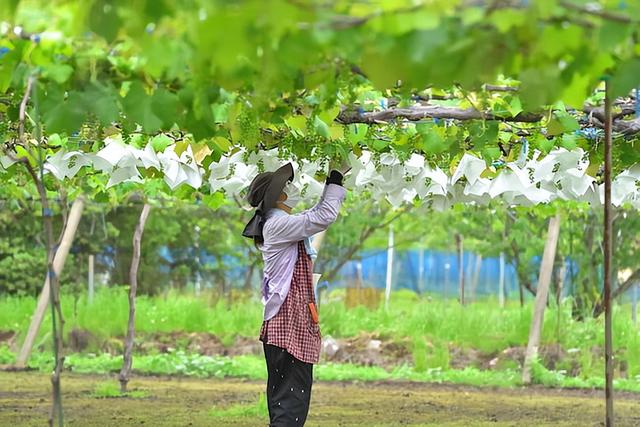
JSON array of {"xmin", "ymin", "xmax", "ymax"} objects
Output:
[{"xmin": 260, "ymin": 183, "xmax": 347, "ymax": 320}]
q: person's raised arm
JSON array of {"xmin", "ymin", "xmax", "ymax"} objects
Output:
[{"xmin": 264, "ymin": 171, "xmax": 347, "ymax": 245}]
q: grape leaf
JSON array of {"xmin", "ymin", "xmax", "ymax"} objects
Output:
[
  {"xmin": 610, "ymin": 58, "xmax": 640, "ymax": 98},
  {"xmin": 122, "ymin": 82, "xmax": 163, "ymax": 133}
]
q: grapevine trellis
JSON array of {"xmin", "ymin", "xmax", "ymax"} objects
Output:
[{"xmin": 2, "ymin": 140, "xmax": 638, "ymax": 210}]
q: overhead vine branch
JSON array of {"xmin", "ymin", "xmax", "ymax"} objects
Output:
[
  {"xmin": 337, "ymin": 105, "xmax": 544, "ymax": 124},
  {"xmin": 336, "ymin": 100, "xmax": 640, "ymax": 137},
  {"xmin": 559, "ymin": 0, "xmax": 635, "ymax": 24},
  {"xmin": 10, "ymin": 74, "xmax": 66, "ymax": 427}
]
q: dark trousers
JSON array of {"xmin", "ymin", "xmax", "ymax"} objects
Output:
[{"xmin": 263, "ymin": 343, "xmax": 313, "ymax": 426}]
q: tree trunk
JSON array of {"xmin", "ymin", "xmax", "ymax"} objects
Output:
[
  {"xmin": 556, "ymin": 258, "xmax": 566, "ymax": 306},
  {"xmin": 522, "ymin": 214, "xmax": 561, "ymax": 384},
  {"xmin": 11, "ymin": 76, "xmax": 66, "ymax": 426},
  {"xmin": 16, "ymin": 196, "xmax": 85, "ymax": 367},
  {"xmin": 592, "ymin": 268, "xmax": 640, "ymax": 318},
  {"xmin": 603, "ymin": 81, "xmax": 614, "ymax": 427},
  {"xmin": 119, "ymin": 203, "xmax": 151, "ymax": 393},
  {"xmin": 518, "ymin": 275, "xmax": 524, "ymax": 307},
  {"xmin": 455, "ymin": 234, "xmax": 464, "ymax": 305}
]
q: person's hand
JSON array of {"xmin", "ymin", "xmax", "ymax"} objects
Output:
[{"xmin": 328, "ymin": 157, "xmax": 351, "ymax": 176}]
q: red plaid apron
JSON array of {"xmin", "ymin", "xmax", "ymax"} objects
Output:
[{"xmin": 259, "ymin": 241, "xmax": 321, "ymax": 364}]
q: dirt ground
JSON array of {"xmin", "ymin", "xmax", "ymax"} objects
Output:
[{"xmin": 2, "ymin": 372, "xmax": 640, "ymax": 426}]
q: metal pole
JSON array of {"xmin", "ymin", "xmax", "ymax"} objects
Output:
[
  {"xmin": 384, "ymin": 225, "xmax": 394, "ymax": 309},
  {"xmin": 418, "ymin": 246, "xmax": 425, "ymax": 294},
  {"xmin": 194, "ymin": 225, "xmax": 201, "ymax": 296},
  {"xmin": 603, "ymin": 80, "xmax": 614, "ymax": 427},
  {"xmin": 88, "ymin": 254, "xmax": 95, "ymax": 304},
  {"xmin": 456, "ymin": 234, "xmax": 465, "ymax": 305},
  {"xmin": 632, "ymin": 282, "xmax": 637, "ymax": 326},
  {"xmin": 444, "ymin": 262, "xmax": 450, "ymax": 300},
  {"xmin": 499, "ymin": 252, "xmax": 505, "ymax": 308}
]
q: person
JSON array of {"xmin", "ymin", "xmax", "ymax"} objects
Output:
[{"xmin": 242, "ymin": 163, "xmax": 347, "ymax": 426}]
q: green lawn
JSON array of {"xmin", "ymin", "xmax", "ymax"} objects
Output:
[{"xmin": 1, "ymin": 287, "xmax": 639, "ymax": 389}]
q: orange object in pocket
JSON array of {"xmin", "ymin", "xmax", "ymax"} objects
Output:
[{"xmin": 308, "ymin": 302, "xmax": 319, "ymax": 324}]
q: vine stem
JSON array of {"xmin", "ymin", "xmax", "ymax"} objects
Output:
[
  {"xmin": 17, "ymin": 74, "xmax": 65, "ymax": 427},
  {"xmin": 603, "ymin": 79, "xmax": 614, "ymax": 427}
]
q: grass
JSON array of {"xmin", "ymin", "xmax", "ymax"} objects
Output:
[
  {"xmin": 1, "ymin": 287, "xmax": 640, "ymax": 388},
  {"xmin": 6, "ymin": 371, "xmax": 640, "ymax": 426},
  {"xmin": 0, "ymin": 287, "xmax": 260, "ymax": 348},
  {"xmin": 209, "ymin": 393, "xmax": 268, "ymax": 420},
  {"xmin": 3, "ymin": 346, "xmax": 640, "ymax": 393},
  {"xmin": 92, "ymin": 380, "xmax": 149, "ymax": 398}
]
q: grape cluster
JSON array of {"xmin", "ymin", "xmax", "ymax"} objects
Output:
[
  {"xmin": 78, "ymin": 120, "xmax": 101, "ymax": 143},
  {"xmin": 237, "ymin": 112, "xmax": 260, "ymax": 145},
  {"xmin": 0, "ymin": 118, "xmax": 8, "ymax": 138},
  {"xmin": 304, "ymin": 133, "xmax": 326, "ymax": 146},
  {"xmin": 280, "ymin": 132, "xmax": 298, "ymax": 151}
]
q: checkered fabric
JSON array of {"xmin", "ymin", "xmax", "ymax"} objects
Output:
[{"xmin": 260, "ymin": 241, "xmax": 321, "ymax": 364}]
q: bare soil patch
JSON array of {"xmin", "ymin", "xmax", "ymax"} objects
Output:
[{"xmin": 1, "ymin": 372, "xmax": 639, "ymax": 426}]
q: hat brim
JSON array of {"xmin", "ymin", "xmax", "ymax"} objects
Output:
[{"xmin": 261, "ymin": 163, "xmax": 294, "ymax": 212}]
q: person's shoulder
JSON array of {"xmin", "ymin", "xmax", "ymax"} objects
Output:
[{"xmin": 263, "ymin": 212, "xmax": 286, "ymax": 234}]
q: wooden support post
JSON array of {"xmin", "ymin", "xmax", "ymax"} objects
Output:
[
  {"xmin": 603, "ymin": 80, "xmax": 614, "ymax": 427},
  {"xmin": 522, "ymin": 214, "xmax": 561, "ymax": 384},
  {"xmin": 15, "ymin": 196, "xmax": 85, "ymax": 367}
]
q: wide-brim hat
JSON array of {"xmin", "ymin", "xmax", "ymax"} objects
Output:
[{"xmin": 242, "ymin": 163, "xmax": 294, "ymax": 240}]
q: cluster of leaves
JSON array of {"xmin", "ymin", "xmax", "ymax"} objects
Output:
[
  {"xmin": 1, "ymin": 0, "xmax": 640, "ymax": 191},
  {"xmin": 0, "ymin": 193, "xmax": 260, "ymax": 295},
  {"xmin": 0, "ymin": 186, "xmax": 87, "ymax": 295}
]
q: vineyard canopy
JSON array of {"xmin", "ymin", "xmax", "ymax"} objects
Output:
[{"xmin": 1, "ymin": 0, "xmax": 639, "ymax": 207}]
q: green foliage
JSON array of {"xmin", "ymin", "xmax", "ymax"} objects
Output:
[
  {"xmin": 92, "ymin": 381, "xmax": 149, "ymax": 399},
  {"xmin": 6, "ymin": 346, "xmax": 640, "ymax": 392},
  {"xmin": 0, "ymin": 287, "xmax": 262, "ymax": 345},
  {"xmin": 2, "ymin": 0, "xmax": 640, "ymax": 189},
  {"xmin": 0, "ymin": 345, "xmax": 15, "ymax": 364},
  {"xmin": 0, "ymin": 199, "xmax": 81, "ymax": 295},
  {"xmin": 0, "ymin": 196, "xmax": 258, "ymax": 296},
  {"xmin": 209, "ymin": 393, "xmax": 267, "ymax": 420},
  {"xmin": 4, "ymin": 289, "xmax": 640, "ymax": 387}
]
